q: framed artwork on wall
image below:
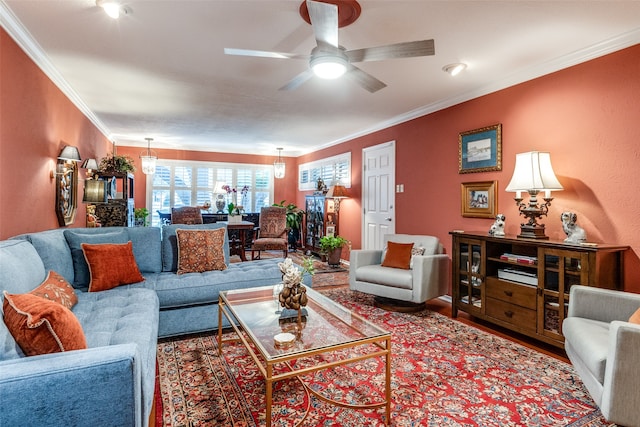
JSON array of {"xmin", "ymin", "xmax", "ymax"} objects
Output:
[
  {"xmin": 459, "ymin": 124, "xmax": 502, "ymax": 173},
  {"xmin": 325, "ymin": 225, "xmax": 335, "ymax": 237},
  {"xmin": 461, "ymin": 181, "xmax": 497, "ymax": 218}
]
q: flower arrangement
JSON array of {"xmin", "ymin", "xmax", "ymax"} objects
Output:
[
  {"xmin": 222, "ymin": 185, "xmax": 250, "ymax": 215},
  {"xmin": 98, "ymin": 153, "xmax": 136, "ymax": 174},
  {"xmin": 277, "ymin": 257, "xmax": 315, "ymax": 310}
]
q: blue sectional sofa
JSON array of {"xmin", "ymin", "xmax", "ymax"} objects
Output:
[{"xmin": 0, "ymin": 223, "xmax": 304, "ymax": 427}]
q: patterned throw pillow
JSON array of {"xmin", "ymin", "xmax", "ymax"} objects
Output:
[
  {"xmin": 409, "ymin": 246, "xmax": 426, "ymax": 269},
  {"xmin": 629, "ymin": 307, "xmax": 640, "ymax": 324},
  {"xmin": 81, "ymin": 241, "xmax": 145, "ymax": 292},
  {"xmin": 176, "ymin": 228, "xmax": 227, "ymax": 275},
  {"xmin": 2, "ymin": 291, "xmax": 87, "ymax": 356},
  {"xmin": 381, "ymin": 241, "xmax": 415, "ymax": 270},
  {"xmin": 30, "ymin": 271, "xmax": 78, "ymax": 310}
]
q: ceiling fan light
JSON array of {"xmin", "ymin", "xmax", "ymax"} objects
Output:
[
  {"xmin": 311, "ymin": 56, "xmax": 348, "ymax": 79},
  {"xmin": 443, "ymin": 63, "xmax": 467, "ymax": 76}
]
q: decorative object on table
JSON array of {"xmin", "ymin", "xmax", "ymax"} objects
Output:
[
  {"xmin": 222, "ymin": 184, "xmax": 249, "ymax": 219},
  {"xmin": 273, "ymin": 200, "xmax": 305, "ymax": 249},
  {"xmin": 277, "ymin": 257, "xmax": 314, "ymax": 322},
  {"xmin": 488, "ymin": 214, "xmax": 506, "ymax": 236},
  {"xmin": 316, "ymin": 177, "xmax": 327, "ymax": 193},
  {"xmin": 319, "ymin": 235, "xmax": 348, "ymax": 266},
  {"xmin": 139, "ymin": 137, "xmax": 157, "ymax": 175},
  {"xmin": 460, "ymin": 181, "xmax": 497, "ymax": 219},
  {"xmin": 52, "ymin": 145, "xmax": 82, "ymax": 226},
  {"xmin": 505, "ymin": 151, "xmax": 563, "ymax": 239},
  {"xmin": 273, "ymin": 332, "xmax": 295, "ymax": 348},
  {"xmin": 459, "ymin": 123, "xmax": 502, "ymax": 173},
  {"xmin": 134, "ymin": 207, "xmax": 149, "ymax": 227},
  {"xmin": 98, "ymin": 146, "xmax": 136, "ymax": 174},
  {"xmin": 561, "ymin": 211, "xmax": 587, "ymax": 243},
  {"xmin": 86, "ymin": 204, "xmax": 101, "ymax": 228}
]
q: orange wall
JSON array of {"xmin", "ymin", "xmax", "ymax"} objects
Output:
[
  {"xmin": 0, "ymin": 29, "xmax": 112, "ymax": 238},
  {"xmin": 300, "ymin": 44, "xmax": 640, "ymax": 292},
  {"xmin": 2, "ymin": 26, "xmax": 638, "ymax": 291}
]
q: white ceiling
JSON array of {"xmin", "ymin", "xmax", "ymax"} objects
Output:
[{"xmin": 2, "ymin": 1, "xmax": 639, "ymax": 156}]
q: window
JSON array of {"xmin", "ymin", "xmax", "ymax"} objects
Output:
[
  {"xmin": 148, "ymin": 160, "xmax": 273, "ymax": 226},
  {"xmin": 298, "ymin": 152, "xmax": 351, "ymax": 191}
]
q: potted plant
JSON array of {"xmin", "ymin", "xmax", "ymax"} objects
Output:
[
  {"xmin": 273, "ymin": 201, "xmax": 305, "ymax": 249},
  {"xmin": 98, "ymin": 152, "xmax": 136, "ymax": 174},
  {"xmin": 319, "ymin": 235, "xmax": 348, "ymax": 266},
  {"xmin": 134, "ymin": 207, "xmax": 149, "ymax": 227}
]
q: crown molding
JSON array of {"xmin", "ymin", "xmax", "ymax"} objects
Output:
[
  {"xmin": 0, "ymin": 1, "xmax": 112, "ymax": 140},
  {"xmin": 303, "ymin": 27, "xmax": 640, "ymax": 156}
]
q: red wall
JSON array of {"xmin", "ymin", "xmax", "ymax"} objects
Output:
[
  {"xmin": 2, "ymin": 26, "xmax": 638, "ymax": 291},
  {"xmin": 0, "ymin": 29, "xmax": 112, "ymax": 238}
]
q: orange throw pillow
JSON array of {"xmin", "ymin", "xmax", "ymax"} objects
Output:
[
  {"xmin": 381, "ymin": 241, "xmax": 414, "ymax": 269},
  {"xmin": 82, "ymin": 241, "xmax": 145, "ymax": 292},
  {"xmin": 629, "ymin": 307, "xmax": 640, "ymax": 324},
  {"xmin": 176, "ymin": 228, "xmax": 227, "ymax": 274},
  {"xmin": 30, "ymin": 271, "xmax": 78, "ymax": 310},
  {"xmin": 3, "ymin": 291, "xmax": 87, "ymax": 356}
]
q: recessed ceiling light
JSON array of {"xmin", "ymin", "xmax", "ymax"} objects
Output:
[
  {"xmin": 443, "ymin": 63, "xmax": 467, "ymax": 76},
  {"xmin": 96, "ymin": 0, "xmax": 131, "ymax": 19}
]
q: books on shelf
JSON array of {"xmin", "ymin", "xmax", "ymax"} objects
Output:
[
  {"xmin": 498, "ymin": 268, "xmax": 538, "ymax": 286},
  {"xmin": 500, "ymin": 253, "xmax": 537, "ymax": 265}
]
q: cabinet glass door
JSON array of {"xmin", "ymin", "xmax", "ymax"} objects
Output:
[
  {"xmin": 457, "ymin": 239, "xmax": 484, "ymax": 313},
  {"xmin": 539, "ymin": 249, "xmax": 588, "ymax": 340}
]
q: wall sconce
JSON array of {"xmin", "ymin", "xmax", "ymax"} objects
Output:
[
  {"xmin": 140, "ymin": 137, "xmax": 158, "ymax": 175},
  {"xmin": 274, "ymin": 147, "xmax": 285, "ymax": 179},
  {"xmin": 505, "ymin": 151, "xmax": 563, "ymax": 239},
  {"xmin": 82, "ymin": 158, "xmax": 99, "ymax": 179},
  {"xmin": 325, "ymin": 184, "xmax": 349, "ymax": 213},
  {"xmin": 51, "ymin": 145, "xmax": 82, "ymax": 226}
]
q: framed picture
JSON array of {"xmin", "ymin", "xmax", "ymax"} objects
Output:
[
  {"xmin": 459, "ymin": 124, "xmax": 502, "ymax": 173},
  {"xmin": 461, "ymin": 181, "xmax": 497, "ymax": 218},
  {"xmin": 325, "ymin": 225, "xmax": 335, "ymax": 237}
]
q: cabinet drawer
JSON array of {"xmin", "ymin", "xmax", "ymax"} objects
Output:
[
  {"xmin": 486, "ymin": 297, "xmax": 536, "ymax": 330},
  {"xmin": 486, "ymin": 277, "xmax": 536, "ymax": 309}
]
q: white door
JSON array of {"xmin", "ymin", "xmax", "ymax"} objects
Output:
[{"xmin": 362, "ymin": 141, "xmax": 395, "ymax": 250}]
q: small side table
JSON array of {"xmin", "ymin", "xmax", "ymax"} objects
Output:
[{"xmin": 220, "ymin": 221, "xmax": 254, "ymax": 262}]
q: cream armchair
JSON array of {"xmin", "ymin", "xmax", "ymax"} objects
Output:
[
  {"xmin": 349, "ymin": 234, "xmax": 449, "ymax": 310},
  {"xmin": 563, "ymin": 285, "xmax": 640, "ymax": 427}
]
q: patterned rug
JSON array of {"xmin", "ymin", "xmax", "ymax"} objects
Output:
[{"xmin": 156, "ymin": 288, "xmax": 613, "ymax": 427}]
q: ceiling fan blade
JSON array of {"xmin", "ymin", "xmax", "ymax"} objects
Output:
[
  {"xmin": 279, "ymin": 69, "xmax": 315, "ymax": 91},
  {"xmin": 345, "ymin": 64, "xmax": 387, "ymax": 93},
  {"xmin": 346, "ymin": 39, "xmax": 435, "ymax": 63},
  {"xmin": 224, "ymin": 48, "xmax": 308, "ymax": 60},
  {"xmin": 306, "ymin": 0, "xmax": 339, "ymax": 47}
]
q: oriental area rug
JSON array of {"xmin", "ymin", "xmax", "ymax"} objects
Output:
[{"xmin": 156, "ymin": 288, "xmax": 614, "ymax": 427}]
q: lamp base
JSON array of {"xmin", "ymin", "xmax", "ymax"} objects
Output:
[{"xmin": 517, "ymin": 224, "xmax": 549, "ymax": 240}]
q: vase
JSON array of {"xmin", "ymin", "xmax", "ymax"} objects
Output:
[
  {"xmin": 278, "ymin": 283, "xmax": 308, "ymax": 311},
  {"xmin": 215, "ymin": 194, "xmax": 226, "ymax": 213}
]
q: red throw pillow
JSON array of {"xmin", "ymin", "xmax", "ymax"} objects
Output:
[
  {"xmin": 3, "ymin": 291, "xmax": 87, "ymax": 356},
  {"xmin": 176, "ymin": 228, "xmax": 227, "ymax": 274},
  {"xmin": 629, "ymin": 307, "xmax": 640, "ymax": 324},
  {"xmin": 30, "ymin": 271, "xmax": 78, "ymax": 310},
  {"xmin": 381, "ymin": 241, "xmax": 415, "ymax": 269},
  {"xmin": 82, "ymin": 241, "xmax": 145, "ymax": 292}
]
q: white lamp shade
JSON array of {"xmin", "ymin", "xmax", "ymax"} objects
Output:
[
  {"xmin": 274, "ymin": 161, "xmax": 286, "ymax": 179},
  {"xmin": 505, "ymin": 151, "xmax": 563, "ymax": 192},
  {"xmin": 140, "ymin": 155, "xmax": 157, "ymax": 175}
]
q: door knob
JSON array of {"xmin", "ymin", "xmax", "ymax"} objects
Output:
[{"xmin": 385, "ymin": 217, "xmax": 392, "ymax": 221}]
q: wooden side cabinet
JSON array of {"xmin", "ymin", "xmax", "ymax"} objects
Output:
[{"xmin": 450, "ymin": 231, "xmax": 628, "ymax": 348}]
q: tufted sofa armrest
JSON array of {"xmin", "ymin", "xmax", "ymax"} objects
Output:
[{"xmin": 0, "ymin": 343, "xmax": 145, "ymax": 427}]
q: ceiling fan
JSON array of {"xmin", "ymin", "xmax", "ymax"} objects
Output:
[{"xmin": 224, "ymin": 0, "xmax": 435, "ymax": 93}]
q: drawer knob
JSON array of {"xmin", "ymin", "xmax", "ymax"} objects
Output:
[
  {"xmin": 504, "ymin": 290, "xmax": 513, "ymax": 297},
  {"xmin": 504, "ymin": 310, "xmax": 514, "ymax": 318}
]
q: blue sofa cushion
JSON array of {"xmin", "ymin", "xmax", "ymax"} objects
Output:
[
  {"xmin": 64, "ymin": 229, "xmax": 129, "ymax": 288},
  {"xmin": 125, "ymin": 227, "xmax": 162, "ymax": 273},
  {"xmin": 11, "ymin": 229, "xmax": 75, "ymax": 284},
  {"xmin": 161, "ymin": 223, "xmax": 230, "ymax": 272},
  {"xmin": 0, "ymin": 240, "xmax": 47, "ymax": 361}
]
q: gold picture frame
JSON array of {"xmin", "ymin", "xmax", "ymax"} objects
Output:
[
  {"xmin": 461, "ymin": 181, "xmax": 497, "ymax": 218},
  {"xmin": 459, "ymin": 124, "xmax": 502, "ymax": 173}
]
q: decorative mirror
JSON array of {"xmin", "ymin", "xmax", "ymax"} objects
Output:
[{"xmin": 54, "ymin": 146, "xmax": 81, "ymax": 226}]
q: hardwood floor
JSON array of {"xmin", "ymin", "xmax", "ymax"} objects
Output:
[{"xmin": 425, "ymin": 297, "xmax": 569, "ymax": 363}]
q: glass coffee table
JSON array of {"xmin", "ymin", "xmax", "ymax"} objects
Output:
[{"xmin": 218, "ymin": 285, "xmax": 392, "ymax": 426}]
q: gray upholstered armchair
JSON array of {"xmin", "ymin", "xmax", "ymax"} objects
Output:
[
  {"xmin": 563, "ymin": 285, "xmax": 640, "ymax": 427},
  {"xmin": 349, "ymin": 234, "xmax": 449, "ymax": 311}
]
